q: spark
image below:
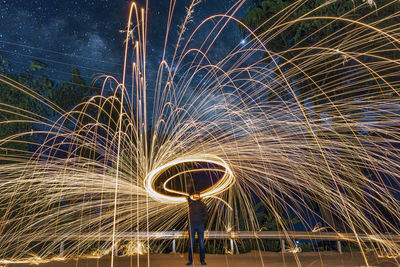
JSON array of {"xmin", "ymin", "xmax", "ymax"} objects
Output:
[
  {"xmin": 363, "ymin": 0, "xmax": 377, "ymax": 9},
  {"xmin": 0, "ymin": 0, "xmax": 400, "ymax": 266}
]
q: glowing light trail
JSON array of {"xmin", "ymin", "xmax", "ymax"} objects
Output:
[{"xmin": 145, "ymin": 154, "xmax": 234, "ymax": 203}]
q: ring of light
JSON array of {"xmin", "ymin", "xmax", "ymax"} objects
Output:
[{"xmin": 145, "ymin": 154, "xmax": 234, "ymax": 204}]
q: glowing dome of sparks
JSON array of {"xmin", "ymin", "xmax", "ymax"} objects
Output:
[{"xmin": 0, "ymin": 0, "xmax": 400, "ymax": 265}]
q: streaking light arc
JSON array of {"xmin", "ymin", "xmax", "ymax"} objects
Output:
[{"xmin": 145, "ymin": 154, "xmax": 235, "ymax": 203}]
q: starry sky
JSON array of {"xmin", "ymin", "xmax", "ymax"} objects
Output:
[{"xmin": 0, "ymin": 0, "xmax": 249, "ymax": 87}]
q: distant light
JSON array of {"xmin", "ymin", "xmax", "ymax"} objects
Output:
[
  {"xmin": 240, "ymin": 39, "xmax": 246, "ymax": 45},
  {"xmin": 296, "ymin": 241, "xmax": 300, "ymax": 244}
]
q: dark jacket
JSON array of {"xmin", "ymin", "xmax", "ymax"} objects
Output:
[{"xmin": 188, "ymin": 198, "xmax": 208, "ymax": 226}]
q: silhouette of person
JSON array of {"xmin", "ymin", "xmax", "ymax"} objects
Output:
[{"xmin": 186, "ymin": 193, "xmax": 208, "ymax": 266}]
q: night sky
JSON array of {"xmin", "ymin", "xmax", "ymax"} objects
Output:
[{"xmin": 0, "ymin": 0, "xmax": 249, "ymax": 87}]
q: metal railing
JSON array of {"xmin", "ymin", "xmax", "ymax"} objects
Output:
[{"xmin": 49, "ymin": 231, "xmax": 400, "ymax": 255}]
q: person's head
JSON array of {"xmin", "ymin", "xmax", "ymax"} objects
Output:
[{"xmin": 190, "ymin": 193, "xmax": 201, "ymax": 200}]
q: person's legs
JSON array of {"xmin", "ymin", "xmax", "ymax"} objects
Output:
[
  {"xmin": 197, "ymin": 225, "xmax": 205, "ymax": 263},
  {"xmin": 188, "ymin": 226, "xmax": 195, "ymax": 263}
]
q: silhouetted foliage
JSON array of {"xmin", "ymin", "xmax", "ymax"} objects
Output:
[{"xmin": 0, "ymin": 57, "xmax": 101, "ymax": 161}]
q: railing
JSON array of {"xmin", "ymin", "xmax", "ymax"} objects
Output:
[{"xmin": 49, "ymin": 231, "xmax": 400, "ymax": 255}]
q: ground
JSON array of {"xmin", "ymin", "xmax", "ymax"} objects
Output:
[{"xmin": 7, "ymin": 251, "xmax": 399, "ymax": 267}]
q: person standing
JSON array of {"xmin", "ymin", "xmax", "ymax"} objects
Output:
[{"xmin": 186, "ymin": 193, "xmax": 208, "ymax": 266}]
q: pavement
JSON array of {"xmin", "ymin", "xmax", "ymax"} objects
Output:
[{"xmin": 5, "ymin": 251, "xmax": 400, "ymax": 267}]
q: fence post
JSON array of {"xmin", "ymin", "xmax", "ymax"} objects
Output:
[
  {"xmin": 230, "ymin": 239, "xmax": 234, "ymax": 254},
  {"xmin": 114, "ymin": 240, "xmax": 119, "ymax": 256},
  {"xmin": 60, "ymin": 241, "xmax": 64, "ymax": 256},
  {"xmin": 337, "ymin": 240, "xmax": 342, "ymax": 254},
  {"xmin": 172, "ymin": 239, "xmax": 176, "ymax": 253},
  {"xmin": 281, "ymin": 239, "xmax": 285, "ymax": 252}
]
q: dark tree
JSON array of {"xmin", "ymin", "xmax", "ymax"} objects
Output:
[
  {"xmin": 240, "ymin": 0, "xmax": 400, "ymax": 232},
  {"xmin": 0, "ymin": 57, "xmax": 101, "ymax": 162}
]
